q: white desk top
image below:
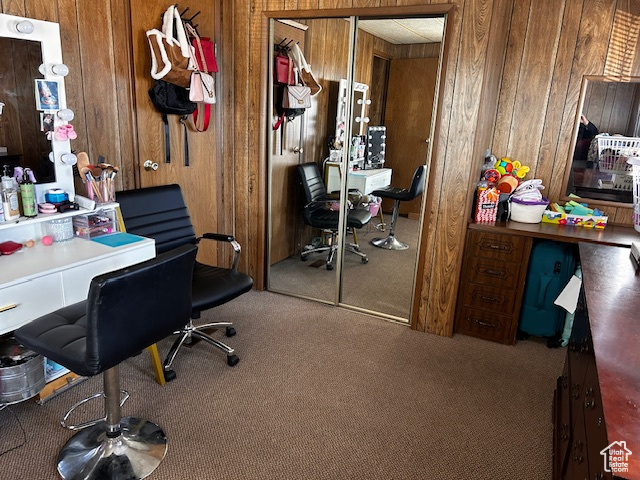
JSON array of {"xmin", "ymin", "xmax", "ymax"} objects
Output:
[{"xmin": 0, "ymin": 236, "xmax": 155, "ymax": 289}]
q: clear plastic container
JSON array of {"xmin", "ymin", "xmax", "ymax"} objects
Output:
[
  {"xmin": 72, "ymin": 210, "xmax": 117, "ymax": 239},
  {"xmin": 45, "ymin": 217, "xmax": 74, "ymax": 242}
]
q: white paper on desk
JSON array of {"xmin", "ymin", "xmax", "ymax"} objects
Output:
[{"xmin": 554, "ymin": 275, "xmax": 582, "ymax": 314}]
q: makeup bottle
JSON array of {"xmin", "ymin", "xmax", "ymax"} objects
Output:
[
  {"xmin": 1, "ymin": 173, "xmax": 20, "ymax": 221},
  {"xmin": 20, "ymin": 168, "xmax": 37, "ymax": 217}
]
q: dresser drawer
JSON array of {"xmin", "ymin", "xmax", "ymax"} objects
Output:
[
  {"xmin": 456, "ymin": 306, "xmax": 514, "ymax": 344},
  {"xmin": 0, "ymin": 275, "xmax": 64, "ymax": 333},
  {"xmin": 465, "ymin": 257, "xmax": 521, "ymax": 288},
  {"xmin": 461, "ymin": 282, "xmax": 517, "ymax": 315},
  {"xmin": 467, "ymin": 231, "xmax": 527, "ymax": 261}
]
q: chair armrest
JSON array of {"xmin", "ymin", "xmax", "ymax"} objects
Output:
[{"xmin": 198, "ymin": 233, "xmax": 242, "ymax": 270}]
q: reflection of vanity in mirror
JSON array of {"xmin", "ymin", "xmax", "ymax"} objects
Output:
[
  {"xmin": 0, "ymin": 12, "xmax": 75, "ymax": 203},
  {"xmin": 327, "ymin": 78, "xmax": 392, "ymax": 194},
  {"xmin": 564, "ymin": 76, "xmax": 640, "ymax": 204}
]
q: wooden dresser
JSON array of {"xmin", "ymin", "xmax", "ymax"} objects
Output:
[
  {"xmin": 455, "ymin": 221, "xmax": 638, "ymax": 345},
  {"xmin": 454, "ymin": 229, "xmax": 532, "ymax": 344},
  {"xmin": 553, "ymin": 244, "xmax": 640, "ymax": 480}
]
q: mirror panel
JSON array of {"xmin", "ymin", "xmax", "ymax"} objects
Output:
[
  {"xmin": 0, "ymin": 37, "xmax": 55, "ymax": 183},
  {"xmin": 0, "ymin": 13, "xmax": 74, "ymax": 202},
  {"xmin": 338, "ymin": 17, "xmax": 441, "ymax": 320},
  {"xmin": 267, "ymin": 17, "xmax": 352, "ymax": 303},
  {"xmin": 565, "ymin": 76, "xmax": 640, "ymax": 204}
]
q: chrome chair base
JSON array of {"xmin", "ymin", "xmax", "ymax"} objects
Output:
[
  {"xmin": 371, "ymin": 235, "xmax": 409, "ymax": 250},
  {"xmin": 57, "ymin": 417, "xmax": 167, "ymax": 480},
  {"xmin": 164, "ymin": 320, "xmax": 239, "ymax": 374}
]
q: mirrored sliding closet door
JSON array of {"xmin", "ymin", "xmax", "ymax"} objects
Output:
[{"xmin": 267, "ymin": 12, "xmax": 447, "ymax": 323}]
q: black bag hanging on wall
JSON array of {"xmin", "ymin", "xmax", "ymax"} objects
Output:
[{"xmin": 148, "ymin": 79, "xmax": 196, "ymax": 164}]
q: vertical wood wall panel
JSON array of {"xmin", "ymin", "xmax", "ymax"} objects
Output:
[
  {"xmin": 536, "ymin": 0, "xmax": 583, "ymax": 197},
  {"xmin": 505, "ymin": 0, "xmax": 564, "ymax": 171},
  {"xmin": 490, "ymin": 0, "xmax": 530, "ymax": 156},
  {"xmin": 1, "ymin": 0, "xmax": 25, "ymax": 16}
]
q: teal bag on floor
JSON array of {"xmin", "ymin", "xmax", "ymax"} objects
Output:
[{"xmin": 519, "ymin": 241, "xmax": 576, "ymax": 337}]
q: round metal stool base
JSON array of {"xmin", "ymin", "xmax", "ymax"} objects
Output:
[
  {"xmin": 57, "ymin": 417, "xmax": 167, "ymax": 480},
  {"xmin": 371, "ymin": 236, "xmax": 409, "ymax": 250}
]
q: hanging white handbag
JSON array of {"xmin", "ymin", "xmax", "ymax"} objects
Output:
[
  {"xmin": 289, "ymin": 43, "xmax": 322, "ymax": 96},
  {"xmin": 283, "ymin": 85, "xmax": 311, "ymax": 109},
  {"xmin": 189, "ymin": 71, "xmax": 216, "ymax": 104}
]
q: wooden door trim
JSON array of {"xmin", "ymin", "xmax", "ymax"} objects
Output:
[
  {"xmin": 410, "ymin": 7, "xmax": 456, "ymax": 331},
  {"xmin": 263, "ymin": 5, "xmax": 455, "ymax": 20},
  {"xmin": 258, "ymin": 5, "xmax": 456, "ymax": 331}
]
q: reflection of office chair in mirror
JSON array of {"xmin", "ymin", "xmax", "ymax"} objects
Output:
[
  {"xmin": 298, "ymin": 162, "xmax": 372, "ymax": 270},
  {"xmin": 117, "ymin": 185, "xmax": 254, "ymax": 380},
  {"xmin": 370, "ymin": 165, "xmax": 426, "ymax": 250}
]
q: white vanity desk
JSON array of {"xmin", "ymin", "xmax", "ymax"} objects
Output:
[
  {"xmin": 0, "ymin": 207, "xmax": 155, "ymax": 336},
  {"xmin": 325, "ymin": 161, "xmax": 392, "ymax": 195}
]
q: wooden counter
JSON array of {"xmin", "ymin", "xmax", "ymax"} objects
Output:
[
  {"xmin": 469, "ymin": 221, "xmax": 638, "ymax": 247},
  {"xmin": 579, "ymin": 243, "xmax": 640, "ymax": 479}
]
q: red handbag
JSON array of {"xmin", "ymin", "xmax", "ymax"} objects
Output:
[
  {"xmin": 191, "ymin": 37, "xmax": 218, "ymax": 73},
  {"xmin": 275, "ymin": 53, "xmax": 294, "ymax": 85}
]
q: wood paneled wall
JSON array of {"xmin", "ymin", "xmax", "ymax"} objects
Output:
[
  {"xmin": 0, "ymin": 0, "xmax": 138, "ymax": 193},
  {"xmin": 492, "ymin": 0, "xmax": 640, "ymax": 226}
]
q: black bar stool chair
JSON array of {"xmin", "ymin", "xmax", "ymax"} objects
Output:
[
  {"xmin": 370, "ymin": 165, "xmax": 426, "ymax": 250},
  {"xmin": 15, "ymin": 244, "xmax": 197, "ymax": 480}
]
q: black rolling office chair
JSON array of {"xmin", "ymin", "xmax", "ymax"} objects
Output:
[
  {"xmin": 15, "ymin": 245, "xmax": 197, "ymax": 480},
  {"xmin": 297, "ymin": 162, "xmax": 372, "ymax": 270},
  {"xmin": 370, "ymin": 164, "xmax": 426, "ymax": 250},
  {"xmin": 117, "ymin": 184, "xmax": 253, "ymax": 380}
]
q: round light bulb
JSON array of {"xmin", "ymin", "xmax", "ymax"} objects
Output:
[
  {"xmin": 60, "ymin": 153, "xmax": 77, "ymax": 165},
  {"xmin": 51, "ymin": 64, "xmax": 69, "ymax": 76},
  {"xmin": 57, "ymin": 109, "xmax": 74, "ymax": 121},
  {"xmin": 16, "ymin": 20, "xmax": 34, "ymax": 34}
]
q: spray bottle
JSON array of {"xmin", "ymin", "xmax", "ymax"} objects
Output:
[{"xmin": 1, "ymin": 166, "xmax": 20, "ymax": 221}]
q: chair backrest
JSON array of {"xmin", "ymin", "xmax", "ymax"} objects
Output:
[
  {"xmin": 84, "ymin": 244, "xmax": 197, "ymax": 374},
  {"xmin": 117, "ymin": 184, "xmax": 196, "ymax": 254},
  {"xmin": 297, "ymin": 162, "xmax": 327, "ymax": 203},
  {"xmin": 408, "ymin": 164, "xmax": 427, "ymax": 199}
]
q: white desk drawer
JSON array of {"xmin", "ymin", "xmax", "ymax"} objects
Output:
[
  {"xmin": 366, "ymin": 170, "xmax": 392, "ymax": 192},
  {"xmin": 0, "ymin": 275, "xmax": 64, "ymax": 333}
]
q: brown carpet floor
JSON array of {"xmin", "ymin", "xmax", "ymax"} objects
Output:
[{"xmin": 0, "ymin": 291, "xmax": 563, "ymax": 479}]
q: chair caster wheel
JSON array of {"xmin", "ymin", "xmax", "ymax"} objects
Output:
[
  {"xmin": 300, "ymin": 254, "xmax": 308, "ymax": 261},
  {"xmin": 164, "ymin": 369, "xmax": 177, "ymax": 382},
  {"xmin": 361, "ymin": 257, "xmax": 369, "ymax": 264},
  {"xmin": 226, "ymin": 326, "xmax": 236, "ymax": 337},
  {"xmin": 326, "ymin": 263, "xmax": 333, "ymax": 270},
  {"xmin": 227, "ymin": 355, "xmax": 239, "ymax": 366}
]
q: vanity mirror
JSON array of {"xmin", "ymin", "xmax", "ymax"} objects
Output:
[
  {"xmin": 564, "ymin": 76, "xmax": 640, "ymax": 205},
  {"xmin": 0, "ymin": 13, "xmax": 74, "ymax": 202}
]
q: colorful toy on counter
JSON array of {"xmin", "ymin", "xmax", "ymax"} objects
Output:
[{"xmin": 542, "ymin": 198, "xmax": 608, "ymax": 229}]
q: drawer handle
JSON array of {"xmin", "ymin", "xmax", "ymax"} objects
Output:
[
  {"xmin": 0, "ymin": 304, "xmax": 18, "ymax": 314},
  {"xmin": 484, "ymin": 269, "xmax": 504, "ymax": 277},
  {"xmin": 470, "ymin": 317, "xmax": 497, "ymax": 329},
  {"xmin": 479, "ymin": 295, "xmax": 498, "ymax": 302},
  {"xmin": 487, "ymin": 244, "xmax": 508, "ymax": 251}
]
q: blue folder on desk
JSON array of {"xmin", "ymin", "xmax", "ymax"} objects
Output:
[{"xmin": 91, "ymin": 232, "xmax": 145, "ymax": 248}]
